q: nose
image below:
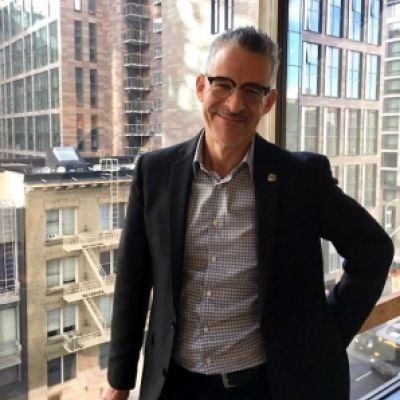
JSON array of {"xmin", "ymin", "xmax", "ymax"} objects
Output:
[{"xmin": 224, "ymin": 86, "xmax": 246, "ymax": 112}]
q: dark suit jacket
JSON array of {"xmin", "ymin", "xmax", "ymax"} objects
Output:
[{"xmin": 108, "ymin": 133, "xmax": 394, "ymax": 400}]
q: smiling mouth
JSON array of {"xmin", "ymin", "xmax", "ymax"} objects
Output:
[{"xmin": 217, "ymin": 113, "xmax": 246, "ymax": 124}]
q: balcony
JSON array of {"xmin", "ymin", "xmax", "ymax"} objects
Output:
[
  {"xmin": 63, "ymin": 329, "xmax": 110, "ymax": 353},
  {"xmin": 63, "ymin": 276, "xmax": 115, "ymax": 302},
  {"xmin": 123, "ymin": 29, "xmax": 150, "ymax": 45},
  {"xmin": 63, "ymin": 230, "xmax": 121, "ymax": 252},
  {"xmin": 0, "ymin": 340, "xmax": 22, "ymax": 370},
  {"xmin": 124, "ymin": 53, "xmax": 150, "ymax": 68},
  {"xmin": 124, "ymin": 3, "xmax": 150, "ymax": 20},
  {"xmin": 0, "ymin": 281, "xmax": 20, "ymax": 305},
  {"xmin": 124, "ymin": 77, "xmax": 151, "ymax": 91},
  {"xmin": 125, "ymin": 101, "xmax": 152, "ymax": 114},
  {"xmin": 125, "ymin": 124, "xmax": 151, "ymax": 137}
]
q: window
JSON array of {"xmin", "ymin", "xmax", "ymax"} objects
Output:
[
  {"xmin": 386, "ymin": 60, "xmax": 400, "ymax": 76},
  {"xmin": 45, "ymin": 208, "xmax": 76, "ymax": 240},
  {"xmin": 346, "ymin": 51, "xmax": 361, "ymax": 99},
  {"xmin": 34, "ymin": 71, "xmax": 49, "ymax": 111},
  {"xmin": 11, "ymin": 39, "xmax": 23, "ymax": 76},
  {"xmin": 365, "ymin": 54, "xmax": 379, "ymax": 100},
  {"xmin": 349, "ymin": 0, "xmax": 363, "ymax": 41},
  {"xmin": 0, "ymin": 307, "xmax": 18, "ymax": 356},
  {"xmin": 302, "ymin": 106, "xmax": 319, "ymax": 152},
  {"xmin": 100, "ymin": 250, "xmax": 118, "ymax": 275},
  {"xmin": 345, "ymin": 164, "xmax": 360, "ymax": 201},
  {"xmin": 224, "ymin": 0, "xmax": 233, "ymax": 30},
  {"xmin": 325, "ymin": 46, "xmax": 341, "ymax": 97},
  {"xmin": 387, "ymin": 41, "xmax": 400, "ymax": 57},
  {"xmin": 91, "ymin": 114, "xmax": 98, "ymax": 151},
  {"xmin": 24, "ymin": 35, "xmax": 31, "ymax": 72},
  {"xmin": 153, "ymin": 97, "xmax": 162, "ymax": 111},
  {"xmin": 382, "ymin": 170, "xmax": 397, "ymax": 186},
  {"xmin": 384, "ymin": 98, "xmax": 400, "ymax": 113},
  {"xmin": 12, "ymin": 79, "xmax": 24, "ymax": 113},
  {"xmin": 382, "ymin": 152, "xmax": 398, "ymax": 168},
  {"xmin": 302, "ymin": 42, "xmax": 319, "ymax": 95},
  {"xmin": 383, "ymin": 116, "xmax": 399, "ymax": 132},
  {"xmin": 52, "ymin": 114, "xmax": 60, "ymax": 147},
  {"xmin": 367, "ymin": 0, "xmax": 380, "ymax": 44},
  {"xmin": 77, "ymin": 113, "xmax": 84, "ymax": 151},
  {"xmin": 47, "ymin": 354, "xmax": 76, "ymax": 387},
  {"xmin": 99, "ymin": 296, "xmax": 113, "ymax": 326},
  {"xmin": 388, "ymin": 21, "xmax": 400, "ymax": 39},
  {"xmin": 32, "ymin": 26, "xmax": 48, "ymax": 69},
  {"xmin": 46, "ymin": 257, "xmax": 76, "ymax": 288},
  {"xmin": 211, "ymin": 0, "xmax": 219, "ymax": 34},
  {"xmin": 90, "ymin": 69, "xmax": 98, "ymax": 107},
  {"xmin": 75, "ymin": 67, "xmax": 83, "ymax": 106},
  {"xmin": 153, "ymin": 72, "xmax": 162, "ymax": 85},
  {"xmin": 88, "ymin": 0, "xmax": 96, "ymax": 14},
  {"xmin": 35, "ymin": 115, "xmax": 50, "ymax": 151},
  {"xmin": 74, "ymin": 0, "xmax": 82, "ymax": 12},
  {"xmin": 89, "ymin": 23, "xmax": 97, "ymax": 62},
  {"xmin": 14, "ymin": 117, "xmax": 25, "ymax": 150},
  {"xmin": 74, "ymin": 20, "xmax": 82, "ymax": 61},
  {"xmin": 346, "ymin": 109, "xmax": 361, "ymax": 155},
  {"xmin": 154, "ymin": 46, "xmax": 162, "ymax": 59},
  {"xmin": 304, "ymin": 0, "xmax": 321, "ymax": 33},
  {"xmin": 385, "ymin": 78, "xmax": 400, "ymax": 94},
  {"xmin": 50, "ymin": 69, "xmax": 59, "ymax": 109},
  {"xmin": 49, "ymin": 21, "xmax": 58, "ymax": 63},
  {"xmin": 99, "ymin": 203, "xmax": 126, "ymax": 230},
  {"xmin": 382, "ymin": 134, "xmax": 398, "ymax": 150},
  {"xmin": 363, "ymin": 164, "xmax": 376, "ymax": 207},
  {"xmin": 364, "ymin": 110, "xmax": 377, "ymax": 155},
  {"xmin": 327, "ymin": 0, "xmax": 342, "ymax": 37},
  {"xmin": 47, "ymin": 305, "xmax": 76, "ymax": 338},
  {"xmin": 99, "ymin": 343, "xmax": 110, "ymax": 370},
  {"xmin": 324, "ymin": 108, "xmax": 340, "ymax": 157}
]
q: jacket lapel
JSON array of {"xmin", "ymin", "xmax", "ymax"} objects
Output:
[
  {"xmin": 169, "ymin": 135, "xmax": 199, "ymax": 313},
  {"xmin": 253, "ymin": 135, "xmax": 280, "ymax": 305}
]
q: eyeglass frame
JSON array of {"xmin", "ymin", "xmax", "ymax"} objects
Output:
[{"xmin": 204, "ymin": 74, "xmax": 271, "ymax": 102}]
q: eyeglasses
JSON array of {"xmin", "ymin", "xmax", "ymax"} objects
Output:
[{"xmin": 205, "ymin": 75, "xmax": 271, "ymax": 103}]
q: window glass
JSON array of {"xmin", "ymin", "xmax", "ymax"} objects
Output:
[
  {"xmin": 325, "ymin": 46, "xmax": 341, "ymax": 97},
  {"xmin": 302, "ymin": 42, "xmax": 319, "ymax": 95},
  {"xmin": 326, "ymin": 0, "xmax": 342, "ymax": 37}
]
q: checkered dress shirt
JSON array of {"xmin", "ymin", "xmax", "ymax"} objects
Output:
[{"xmin": 172, "ymin": 134, "xmax": 266, "ymax": 374}]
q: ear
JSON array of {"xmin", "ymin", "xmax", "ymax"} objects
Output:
[
  {"xmin": 262, "ymin": 89, "xmax": 278, "ymax": 115},
  {"xmin": 196, "ymin": 74, "xmax": 206, "ymax": 102}
]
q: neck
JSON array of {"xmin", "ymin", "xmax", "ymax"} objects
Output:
[{"xmin": 202, "ymin": 137, "xmax": 251, "ymax": 178}]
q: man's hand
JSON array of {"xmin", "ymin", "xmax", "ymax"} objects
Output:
[{"xmin": 104, "ymin": 387, "xmax": 130, "ymax": 400}]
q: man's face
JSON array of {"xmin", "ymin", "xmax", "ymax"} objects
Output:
[{"xmin": 196, "ymin": 44, "xmax": 277, "ymax": 151}]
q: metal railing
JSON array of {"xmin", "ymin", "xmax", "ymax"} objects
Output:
[
  {"xmin": 125, "ymin": 101, "xmax": 152, "ymax": 114},
  {"xmin": 63, "ymin": 329, "xmax": 110, "ymax": 353},
  {"xmin": 0, "ymin": 281, "xmax": 20, "ymax": 304},
  {"xmin": 124, "ymin": 77, "xmax": 151, "ymax": 91},
  {"xmin": 124, "ymin": 53, "xmax": 150, "ymax": 67},
  {"xmin": 125, "ymin": 124, "xmax": 151, "ymax": 136},
  {"xmin": 124, "ymin": 3, "xmax": 150, "ymax": 19},
  {"xmin": 123, "ymin": 29, "xmax": 150, "ymax": 45},
  {"xmin": 63, "ymin": 230, "xmax": 121, "ymax": 252}
]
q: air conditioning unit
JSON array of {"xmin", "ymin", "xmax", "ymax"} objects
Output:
[{"xmin": 46, "ymin": 233, "xmax": 58, "ymax": 240}]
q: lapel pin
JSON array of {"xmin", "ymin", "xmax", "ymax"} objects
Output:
[{"xmin": 267, "ymin": 173, "xmax": 277, "ymax": 182}]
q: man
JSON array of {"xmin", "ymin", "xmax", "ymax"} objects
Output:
[{"xmin": 106, "ymin": 27, "xmax": 394, "ymax": 400}]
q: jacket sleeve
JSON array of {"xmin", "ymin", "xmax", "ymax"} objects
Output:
[
  {"xmin": 107, "ymin": 155, "xmax": 152, "ymax": 390},
  {"xmin": 318, "ymin": 156, "xmax": 394, "ymax": 347}
]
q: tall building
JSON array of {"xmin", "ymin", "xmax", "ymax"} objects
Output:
[
  {"xmin": 0, "ymin": 0, "xmax": 164, "ymax": 159},
  {"xmin": 0, "ymin": 155, "xmax": 132, "ymax": 400},
  {"xmin": 284, "ymin": 0, "xmax": 386, "ymax": 286}
]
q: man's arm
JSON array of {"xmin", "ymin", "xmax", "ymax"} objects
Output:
[
  {"xmin": 317, "ymin": 156, "xmax": 394, "ymax": 347},
  {"xmin": 107, "ymin": 155, "xmax": 153, "ymax": 389}
]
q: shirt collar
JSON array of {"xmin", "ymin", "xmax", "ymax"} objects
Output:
[{"xmin": 192, "ymin": 131, "xmax": 255, "ymax": 180}]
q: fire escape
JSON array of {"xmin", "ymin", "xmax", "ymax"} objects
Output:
[
  {"xmin": 123, "ymin": 1, "xmax": 152, "ymax": 156},
  {"xmin": 61, "ymin": 161, "xmax": 120, "ymax": 353},
  {"xmin": 0, "ymin": 200, "xmax": 22, "ymax": 371}
]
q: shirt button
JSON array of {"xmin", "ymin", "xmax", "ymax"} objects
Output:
[
  {"xmin": 206, "ymin": 290, "xmax": 212, "ymax": 297},
  {"xmin": 211, "ymin": 255, "xmax": 216, "ymax": 262},
  {"xmin": 213, "ymin": 219, "xmax": 218, "ymax": 227},
  {"xmin": 206, "ymin": 357, "xmax": 212, "ymax": 364},
  {"xmin": 203, "ymin": 326, "xmax": 209, "ymax": 333}
]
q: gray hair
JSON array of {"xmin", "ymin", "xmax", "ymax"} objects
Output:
[{"xmin": 205, "ymin": 26, "xmax": 280, "ymax": 84}]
